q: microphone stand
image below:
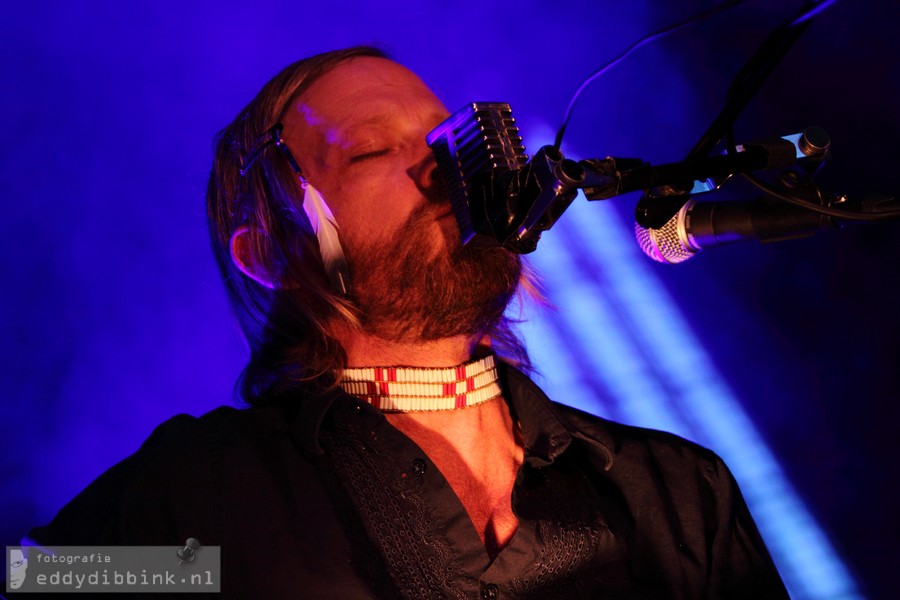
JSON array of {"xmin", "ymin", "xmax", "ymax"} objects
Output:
[
  {"xmin": 492, "ymin": 123, "xmax": 900, "ymax": 253},
  {"xmin": 499, "ymin": 130, "xmax": 825, "ymax": 251},
  {"xmin": 499, "ymin": 0, "xmax": 900, "ymax": 252},
  {"xmin": 425, "ymin": 3, "xmax": 900, "ymax": 255},
  {"xmin": 633, "ymin": 0, "xmax": 820, "ymax": 229}
]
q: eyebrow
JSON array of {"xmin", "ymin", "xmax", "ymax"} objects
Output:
[
  {"xmin": 317, "ymin": 116, "xmax": 388, "ymax": 166},
  {"xmin": 316, "ymin": 108, "xmax": 449, "ymax": 170}
]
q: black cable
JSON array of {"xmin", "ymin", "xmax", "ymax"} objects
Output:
[
  {"xmin": 715, "ymin": 1, "xmax": 900, "ymax": 222},
  {"xmin": 722, "ymin": 111, "xmax": 900, "ymax": 222},
  {"xmin": 553, "ymin": 0, "xmax": 747, "ymax": 152},
  {"xmin": 741, "ymin": 172, "xmax": 900, "ymax": 221},
  {"xmin": 690, "ymin": 1, "xmax": 837, "ymax": 161}
]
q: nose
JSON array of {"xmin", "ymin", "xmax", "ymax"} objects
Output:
[{"xmin": 407, "ymin": 149, "xmax": 445, "ymax": 202}]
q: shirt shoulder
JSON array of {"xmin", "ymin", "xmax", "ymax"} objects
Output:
[
  {"xmin": 550, "ymin": 400, "xmax": 737, "ymax": 504},
  {"xmin": 25, "ymin": 403, "xmax": 298, "ymax": 547},
  {"xmin": 549, "ymin": 402, "xmax": 787, "ymax": 598},
  {"xmin": 552, "ymin": 400, "xmax": 723, "ymax": 468},
  {"xmin": 504, "ymin": 364, "xmax": 723, "ymax": 476}
]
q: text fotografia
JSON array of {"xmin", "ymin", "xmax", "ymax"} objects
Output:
[
  {"xmin": 35, "ymin": 569, "xmax": 214, "ymax": 589},
  {"xmin": 6, "ymin": 545, "xmax": 221, "ymax": 593},
  {"xmin": 35, "ymin": 553, "xmax": 111, "ymax": 565}
]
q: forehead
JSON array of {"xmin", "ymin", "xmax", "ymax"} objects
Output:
[{"xmin": 283, "ymin": 57, "xmax": 447, "ymax": 146}]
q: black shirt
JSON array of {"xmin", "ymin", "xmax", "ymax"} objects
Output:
[{"xmin": 23, "ymin": 364, "xmax": 788, "ymax": 598}]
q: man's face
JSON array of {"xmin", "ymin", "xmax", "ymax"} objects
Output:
[
  {"xmin": 283, "ymin": 57, "xmax": 455, "ymax": 260},
  {"xmin": 9, "ymin": 548, "xmax": 27, "ymax": 589},
  {"xmin": 282, "ymin": 57, "xmax": 521, "ymax": 341}
]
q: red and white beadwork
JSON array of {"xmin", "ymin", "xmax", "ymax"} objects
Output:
[{"xmin": 340, "ymin": 355, "xmax": 502, "ymax": 412}]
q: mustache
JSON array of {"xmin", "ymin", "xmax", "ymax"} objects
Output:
[
  {"xmin": 401, "ymin": 200, "xmax": 450, "ymax": 230},
  {"xmin": 399, "ymin": 201, "xmax": 513, "ymax": 262}
]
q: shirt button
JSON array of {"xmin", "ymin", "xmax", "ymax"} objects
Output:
[
  {"xmin": 411, "ymin": 458, "xmax": 427, "ymax": 475},
  {"xmin": 480, "ymin": 583, "xmax": 499, "ymax": 599}
]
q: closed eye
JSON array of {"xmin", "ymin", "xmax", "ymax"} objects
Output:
[{"xmin": 348, "ymin": 148, "xmax": 392, "ymax": 163}]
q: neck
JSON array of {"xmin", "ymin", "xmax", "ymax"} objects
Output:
[{"xmin": 339, "ymin": 329, "xmax": 484, "ymax": 368}]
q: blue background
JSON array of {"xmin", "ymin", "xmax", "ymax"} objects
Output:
[{"xmin": 3, "ymin": 1, "xmax": 898, "ymax": 597}]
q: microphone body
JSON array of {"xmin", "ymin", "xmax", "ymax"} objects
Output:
[
  {"xmin": 636, "ymin": 198, "xmax": 832, "ymax": 263},
  {"xmin": 427, "ymin": 102, "xmax": 581, "ymax": 253},
  {"xmin": 426, "ymin": 102, "xmax": 527, "ymax": 248}
]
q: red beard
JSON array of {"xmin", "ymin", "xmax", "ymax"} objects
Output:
[{"xmin": 346, "ymin": 202, "xmax": 522, "ymax": 342}]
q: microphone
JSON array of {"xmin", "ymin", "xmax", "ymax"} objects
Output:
[
  {"xmin": 427, "ymin": 102, "xmax": 582, "ymax": 253},
  {"xmin": 635, "ymin": 197, "xmax": 833, "ymax": 263},
  {"xmin": 426, "ymin": 102, "xmax": 528, "ymax": 248}
]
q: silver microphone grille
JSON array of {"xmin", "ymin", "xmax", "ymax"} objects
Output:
[{"xmin": 634, "ymin": 207, "xmax": 696, "ymax": 264}]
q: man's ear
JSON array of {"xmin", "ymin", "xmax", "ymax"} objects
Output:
[{"xmin": 230, "ymin": 226, "xmax": 277, "ymax": 289}]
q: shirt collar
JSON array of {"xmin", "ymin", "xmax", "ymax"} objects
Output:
[
  {"xmin": 501, "ymin": 362, "xmax": 614, "ymax": 471},
  {"xmin": 287, "ymin": 385, "xmax": 347, "ymax": 455}
]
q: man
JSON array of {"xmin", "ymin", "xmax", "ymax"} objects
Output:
[
  {"xmin": 20, "ymin": 47, "xmax": 787, "ymax": 598},
  {"xmin": 7, "ymin": 549, "xmax": 28, "ymax": 590}
]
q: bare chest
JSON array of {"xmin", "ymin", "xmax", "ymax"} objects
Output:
[
  {"xmin": 441, "ymin": 456, "xmax": 521, "ymax": 555},
  {"xmin": 386, "ymin": 401, "xmax": 524, "ymax": 556}
]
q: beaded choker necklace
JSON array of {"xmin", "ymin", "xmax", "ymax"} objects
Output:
[{"xmin": 339, "ymin": 354, "xmax": 502, "ymax": 413}]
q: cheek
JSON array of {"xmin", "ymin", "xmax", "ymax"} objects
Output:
[{"xmin": 328, "ymin": 174, "xmax": 419, "ymax": 245}]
